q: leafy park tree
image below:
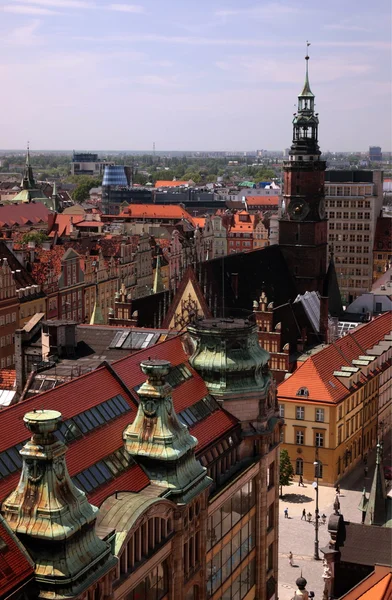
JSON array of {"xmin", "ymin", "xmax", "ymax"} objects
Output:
[
  {"xmin": 279, "ymin": 449, "xmax": 294, "ymax": 498},
  {"xmin": 72, "ymin": 176, "xmax": 101, "ymax": 204}
]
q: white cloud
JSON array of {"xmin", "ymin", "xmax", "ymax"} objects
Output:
[
  {"xmin": 108, "ymin": 3, "xmax": 144, "ymax": 13},
  {"xmin": 12, "ymin": 0, "xmax": 93, "ymax": 7},
  {"xmin": 2, "ymin": 4, "xmax": 60, "ymax": 14},
  {"xmin": 215, "ymin": 3, "xmax": 298, "ymax": 18},
  {"xmin": 1, "ymin": 19, "xmax": 43, "ymax": 46}
]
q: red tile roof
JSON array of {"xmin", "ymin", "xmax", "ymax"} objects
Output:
[
  {"xmin": 0, "ymin": 203, "xmax": 51, "ymax": 228},
  {"xmin": 245, "ymin": 196, "xmax": 279, "ymax": 207},
  {"xmin": 0, "ymin": 518, "xmax": 34, "ymax": 598},
  {"xmin": 278, "ymin": 313, "xmax": 392, "ymax": 404},
  {"xmin": 154, "ymin": 180, "xmax": 190, "ymax": 188},
  {"xmin": 48, "ymin": 213, "xmax": 84, "ymax": 237},
  {"xmin": 0, "ymin": 335, "xmax": 239, "ymax": 505},
  {"xmin": 121, "ymin": 204, "xmax": 194, "ymax": 223}
]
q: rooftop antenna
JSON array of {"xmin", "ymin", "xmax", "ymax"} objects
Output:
[{"xmin": 153, "ymin": 141, "xmax": 156, "ymax": 158}]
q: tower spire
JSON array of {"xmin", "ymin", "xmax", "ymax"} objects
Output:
[
  {"xmin": 21, "ymin": 142, "xmax": 36, "ymax": 190},
  {"xmin": 300, "ymin": 41, "xmax": 314, "ymax": 99}
]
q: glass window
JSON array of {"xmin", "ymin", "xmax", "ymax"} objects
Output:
[
  {"xmin": 315, "ymin": 408, "xmax": 325, "ymax": 422},
  {"xmin": 295, "ymin": 458, "xmax": 303, "ymax": 475},
  {"xmin": 296, "ymin": 406, "xmax": 305, "ymax": 419},
  {"xmin": 296, "ymin": 430, "xmax": 304, "ymax": 445},
  {"xmin": 279, "ymin": 404, "xmax": 284, "ymax": 417},
  {"xmin": 315, "ymin": 432, "xmax": 324, "ymax": 447}
]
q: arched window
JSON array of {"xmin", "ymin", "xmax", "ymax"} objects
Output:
[
  {"xmin": 295, "ymin": 458, "xmax": 303, "ymax": 475},
  {"xmin": 296, "ymin": 387, "xmax": 309, "ymax": 397}
]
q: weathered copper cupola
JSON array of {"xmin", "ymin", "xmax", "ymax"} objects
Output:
[
  {"xmin": 2, "ymin": 409, "xmax": 116, "ymax": 599},
  {"xmin": 124, "ymin": 359, "xmax": 211, "ymax": 503}
]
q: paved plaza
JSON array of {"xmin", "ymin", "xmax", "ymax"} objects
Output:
[{"xmin": 277, "ymin": 437, "xmax": 392, "ymax": 599}]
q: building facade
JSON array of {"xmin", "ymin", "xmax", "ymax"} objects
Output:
[
  {"xmin": 277, "ymin": 313, "xmax": 392, "ymax": 485},
  {"xmin": 325, "ymin": 170, "xmax": 384, "ymax": 303},
  {"xmin": 0, "ymin": 317, "xmax": 282, "ymax": 600}
]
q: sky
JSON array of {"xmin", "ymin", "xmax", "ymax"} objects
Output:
[{"xmin": 0, "ymin": 0, "xmax": 391, "ymax": 151}]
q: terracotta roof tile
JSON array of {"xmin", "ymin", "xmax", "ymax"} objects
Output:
[
  {"xmin": 245, "ymin": 196, "xmax": 279, "ymax": 206},
  {"xmin": 191, "ymin": 410, "xmax": 239, "ymax": 452},
  {"xmin": 0, "ymin": 203, "xmax": 50, "ymax": 228},
  {"xmin": 278, "ymin": 313, "xmax": 392, "ymax": 404},
  {"xmin": 121, "ymin": 204, "xmax": 194, "ymax": 223},
  {"xmin": 0, "ymin": 369, "xmax": 16, "ymax": 389},
  {"xmin": 0, "ymin": 518, "xmax": 34, "ymax": 597},
  {"xmin": 154, "ymin": 180, "xmax": 190, "ymax": 188}
]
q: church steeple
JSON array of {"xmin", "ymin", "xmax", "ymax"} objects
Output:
[
  {"xmin": 21, "ymin": 143, "xmax": 36, "ymax": 190},
  {"xmin": 290, "ymin": 44, "xmax": 320, "ymax": 159}
]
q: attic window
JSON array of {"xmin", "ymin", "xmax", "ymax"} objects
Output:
[{"xmin": 296, "ymin": 387, "xmax": 309, "ymax": 397}]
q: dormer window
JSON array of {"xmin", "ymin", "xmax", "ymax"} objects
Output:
[{"xmin": 296, "ymin": 387, "xmax": 309, "ymax": 397}]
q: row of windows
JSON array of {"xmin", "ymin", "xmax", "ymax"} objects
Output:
[
  {"xmin": 329, "ymin": 233, "xmax": 370, "ymax": 243},
  {"xmin": 207, "ymin": 517, "xmax": 256, "ymax": 597},
  {"xmin": 72, "ymin": 446, "xmax": 132, "ymax": 494},
  {"xmin": 330, "ymin": 222, "xmax": 371, "ymax": 232},
  {"xmin": 326, "ymin": 189, "xmax": 372, "ymax": 199},
  {"xmin": 0, "ymin": 396, "xmax": 130, "ymax": 481},
  {"xmin": 0, "ymin": 355, "xmax": 15, "ymax": 368},
  {"xmin": 328, "ymin": 211, "xmax": 371, "ymax": 220},
  {"xmin": 163, "ymin": 363, "xmax": 192, "ymax": 388},
  {"xmin": 207, "ymin": 479, "xmax": 255, "ymax": 551},
  {"xmin": 0, "ymin": 334, "xmax": 14, "ymax": 347},
  {"xmin": 178, "ymin": 394, "xmax": 219, "ymax": 427},
  {"xmin": 295, "ymin": 430, "xmax": 324, "ymax": 447},
  {"xmin": 0, "ymin": 313, "xmax": 16, "ymax": 326},
  {"xmin": 55, "ymin": 394, "xmax": 130, "ymax": 444},
  {"xmin": 279, "ymin": 404, "xmax": 325, "ymax": 423},
  {"xmin": 335, "ymin": 257, "xmax": 370, "ymax": 265}
]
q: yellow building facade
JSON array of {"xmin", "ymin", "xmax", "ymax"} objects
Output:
[{"xmin": 278, "ymin": 313, "xmax": 391, "ymax": 486}]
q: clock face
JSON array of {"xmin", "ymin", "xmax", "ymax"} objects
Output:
[
  {"xmin": 318, "ymin": 199, "xmax": 326, "ymax": 219},
  {"xmin": 288, "ymin": 200, "xmax": 310, "ymax": 221}
]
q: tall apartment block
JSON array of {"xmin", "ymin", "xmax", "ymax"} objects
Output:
[{"xmin": 325, "ymin": 170, "xmax": 384, "ymax": 304}]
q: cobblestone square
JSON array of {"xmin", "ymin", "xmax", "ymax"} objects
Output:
[{"xmin": 277, "ymin": 437, "xmax": 391, "ymax": 599}]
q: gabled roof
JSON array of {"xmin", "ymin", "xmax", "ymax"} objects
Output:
[
  {"xmin": 162, "ymin": 266, "xmax": 212, "ymax": 329},
  {"xmin": 278, "ymin": 313, "xmax": 392, "ymax": 403},
  {"xmin": 0, "ymin": 241, "xmax": 38, "ymax": 289}
]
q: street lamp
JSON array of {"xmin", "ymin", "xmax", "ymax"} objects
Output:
[{"xmin": 313, "ymin": 461, "xmax": 320, "ymax": 560}]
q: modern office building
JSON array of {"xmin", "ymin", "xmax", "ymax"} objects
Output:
[
  {"xmin": 369, "ymin": 146, "xmax": 382, "ymax": 162},
  {"xmin": 325, "ymin": 170, "xmax": 384, "ymax": 304},
  {"xmin": 70, "ymin": 152, "xmax": 113, "ymax": 176}
]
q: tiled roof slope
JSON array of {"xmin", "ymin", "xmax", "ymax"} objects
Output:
[
  {"xmin": 0, "ymin": 202, "xmax": 51, "ymax": 227},
  {"xmin": 0, "ymin": 335, "xmax": 238, "ymax": 505},
  {"xmin": 245, "ymin": 196, "xmax": 279, "ymax": 206},
  {"xmin": 121, "ymin": 203, "xmax": 194, "ymax": 223},
  {"xmin": 0, "ymin": 516, "xmax": 34, "ymax": 598},
  {"xmin": 278, "ymin": 313, "xmax": 392, "ymax": 403}
]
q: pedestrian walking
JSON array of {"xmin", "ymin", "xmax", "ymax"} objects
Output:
[
  {"xmin": 284, "ymin": 507, "xmax": 289, "ymax": 518},
  {"xmin": 301, "ymin": 508, "xmax": 306, "ymax": 520},
  {"xmin": 289, "ymin": 551, "xmax": 293, "ymax": 567},
  {"xmin": 299, "ymin": 475, "xmax": 304, "ymax": 487},
  {"xmin": 335, "ymin": 484, "xmax": 340, "ymax": 496},
  {"xmin": 307, "ymin": 512, "xmax": 312, "ymax": 522},
  {"xmin": 364, "ymin": 466, "xmax": 368, "ymax": 476}
]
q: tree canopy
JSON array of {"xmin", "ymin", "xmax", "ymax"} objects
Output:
[
  {"xmin": 279, "ymin": 449, "xmax": 294, "ymax": 497},
  {"xmin": 71, "ymin": 176, "xmax": 102, "ymax": 204}
]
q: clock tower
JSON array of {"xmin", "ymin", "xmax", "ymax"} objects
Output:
[{"xmin": 279, "ymin": 48, "xmax": 328, "ymax": 295}]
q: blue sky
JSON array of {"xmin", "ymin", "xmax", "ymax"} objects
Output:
[{"xmin": 0, "ymin": 0, "xmax": 390, "ymax": 151}]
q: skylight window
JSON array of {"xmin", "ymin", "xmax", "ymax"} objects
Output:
[
  {"xmin": 72, "ymin": 446, "xmax": 134, "ymax": 494},
  {"xmin": 178, "ymin": 394, "xmax": 220, "ymax": 427}
]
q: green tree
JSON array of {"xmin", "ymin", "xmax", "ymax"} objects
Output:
[
  {"xmin": 279, "ymin": 449, "xmax": 294, "ymax": 498},
  {"xmin": 22, "ymin": 231, "xmax": 49, "ymax": 244},
  {"xmin": 71, "ymin": 176, "xmax": 101, "ymax": 203}
]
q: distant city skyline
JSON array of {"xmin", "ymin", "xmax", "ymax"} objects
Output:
[{"xmin": 0, "ymin": 0, "xmax": 390, "ymax": 151}]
